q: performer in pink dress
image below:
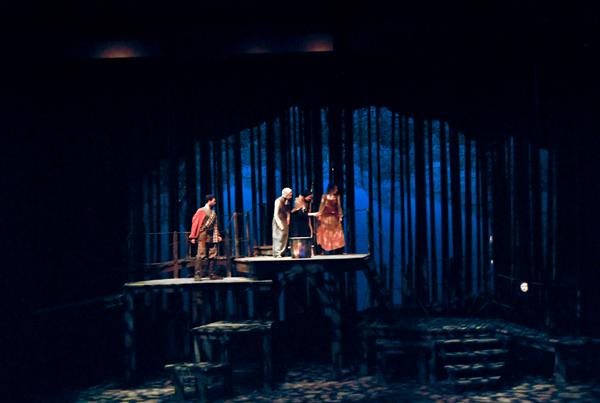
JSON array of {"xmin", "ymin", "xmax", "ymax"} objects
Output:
[{"xmin": 316, "ymin": 184, "xmax": 345, "ymax": 254}]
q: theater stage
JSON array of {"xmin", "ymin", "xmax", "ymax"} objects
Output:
[{"xmin": 123, "ymin": 254, "xmax": 372, "ymax": 381}]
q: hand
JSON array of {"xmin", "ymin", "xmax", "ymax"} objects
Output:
[
  {"xmin": 278, "ymin": 225, "xmax": 284, "ymax": 231},
  {"xmin": 190, "ymin": 239, "xmax": 196, "ymax": 244},
  {"xmin": 217, "ymin": 236, "xmax": 222, "ymax": 243}
]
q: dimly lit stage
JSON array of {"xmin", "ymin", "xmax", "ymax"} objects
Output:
[
  {"xmin": 90, "ymin": 315, "xmax": 600, "ymax": 402},
  {"xmin": 123, "ymin": 254, "xmax": 371, "ymax": 386},
  {"xmin": 121, "ymin": 258, "xmax": 600, "ymax": 400}
]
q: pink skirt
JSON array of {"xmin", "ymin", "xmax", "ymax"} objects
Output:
[{"xmin": 316, "ymin": 216, "xmax": 345, "ymax": 251}]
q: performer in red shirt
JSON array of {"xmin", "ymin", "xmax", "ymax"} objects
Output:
[{"xmin": 189, "ymin": 194, "xmax": 223, "ymax": 280}]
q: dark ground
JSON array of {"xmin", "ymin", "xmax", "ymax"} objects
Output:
[{"xmin": 66, "ymin": 364, "xmax": 600, "ymax": 402}]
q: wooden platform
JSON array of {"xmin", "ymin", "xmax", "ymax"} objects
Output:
[
  {"xmin": 124, "ymin": 277, "xmax": 272, "ymax": 290},
  {"xmin": 123, "ymin": 277, "xmax": 273, "ymax": 382},
  {"xmin": 235, "ymin": 253, "xmax": 370, "ymax": 278}
]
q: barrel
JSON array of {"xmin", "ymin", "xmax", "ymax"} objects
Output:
[{"xmin": 289, "ymin": 237, "xmax": 313, "ymax": 258}]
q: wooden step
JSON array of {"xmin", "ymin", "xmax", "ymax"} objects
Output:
[
  {"xmin": 444, "ymin": 361, "xmax": 505, "ymax": 375},
  {"xmin": 454, "ymin": 375, "xmax": 501, "ymax": 388},
  {"xmin": 165, "ymin": 362, "xmax": 229, "ymax": 374},
  {"xmin": 192, "ymin": 320, "xmax": 274, "ymax": 335},
  {"xmin": 437, "ymin": 338, "xmax": 504, "ymax": 352},
  {"xmin": 429, "ymin": 326, "xmax": 492, "ymax": 335},
  {"xmin": 438, "ymin": 337, "xmax": 501, "ymax": 346},
  {"xmin": 442, "ymin": 348, "xmax": 508, "ymax": 362}
]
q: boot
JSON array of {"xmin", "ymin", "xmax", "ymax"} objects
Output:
[
  {"xmin": 194, "ymin": 260, "xmax": 206, "ymax": 281},
  {"xmin": 207, "ymin": 260, "xmax": 222, "ymax": 280}
]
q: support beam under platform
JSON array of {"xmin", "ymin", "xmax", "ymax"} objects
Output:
[
  {"xmin": 235, "ymin": 254, "xmax": 372, "ymax": 376},
  {"xmin": 123, "ymin": 277, "xmax": 272, "ymax": 383}
]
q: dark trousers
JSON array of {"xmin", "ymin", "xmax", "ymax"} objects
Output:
[{"xmin": 192, "ymin": 239, "xmax": 218, "ymax": 276}]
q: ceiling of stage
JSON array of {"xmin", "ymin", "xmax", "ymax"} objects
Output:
[{"xmin": 3, "ymin": 1, "xmax": 600, "ymax": 141}]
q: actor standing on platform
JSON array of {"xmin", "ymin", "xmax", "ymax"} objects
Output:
[
  {"xmin": 290, "ymin": 189, "xmax": 320, "ymax": 238},
  {"xmin": 317, "ymin": 184, "xmax": 346, "ymax": 254},
  {"xmin": 189, "ymin": 194, "xmax": 223, "ymax": 280},
  {"xmin": 272, "ymin": 187, "xmax": 293, "ymax": 257}
]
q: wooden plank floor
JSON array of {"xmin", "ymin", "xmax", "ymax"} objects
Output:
[
  {"xmin": 124, "ymin": 277, "xmax": 272, "ymax": 289},
  {"xmin": 235, "ymin": 253, "xmax": 369, "ymax": 263}
]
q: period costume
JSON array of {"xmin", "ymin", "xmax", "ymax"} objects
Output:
[
  {"xmin": 189, "ymin": 205, "xmax": 221, "ymax": 280},
  {"xmin": 272, "ymin": 188, "xmax": 292, "ymax": 257},
  {"xmin": 290, "ymin": 194, "xmax": 313, "ymax": 238},
  {"xmin": 316, "ymin": 194, "xmax": 345, "ymax": 252}
]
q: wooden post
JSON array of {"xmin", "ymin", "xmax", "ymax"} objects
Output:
[
  {"xmin": 262, "ymin": 331, "xmax": 273, "ymax": 391},
  {"xmin": 465, "ymin": 139, "xmax": 473, "ymax": 298},
  {"xmin": 182, "ymin": 288, "xmax": 191, "ymax": 357},
  {"xmin": 225, "ymin": 233, "xmax": 233, "ymax": 278},
  {"xmin": 449, "ymin": 127, "xmax": 463, "ymax": 306},
  {"xmin": 172, "ymin": 231, "xmax": 180, "ymax": 278},
  {"xmin": 250, "ymin": 127, "xmax": 259, "ymax": 249},
  {"xmin": 124, "ymin": 290, "xmax": 136, "ymax": 383},
  {"xmin": 440, "ymin": 122, "xmax": 450, "ymax": 307},
  {"xmin": 389, "ymin": 112, "xmax": 396, "ymax": 295},
  {"xmin": 245, "ymin": 212, "xmax": 252, "ymax": 256},
  {"xmin": 414, "ymin": 116, "xmax": 428, "ymax": 304},
  {"xmin": 399, "ymin": 114, "xmax": 407, "ymax": 303},
  {"xmin": 266, "ymin": 120, "xmax": 276, "ymax": 244},
  {"xmin": 147, "ymin": 172, "xmax": 155, "ymax": 263},
  {"xmin": 155, "ymin": 164, "xmax": 162, "ymax": 262},
  {"xmin": 480, "ymin": 141, "xmax": 491, "ymax": 294},
  {"xmin": 376, "ymin": 107, "xmax": 384, "ymax": 283},
  {"xmin": 280, "ymin": 110, "xmax": 291, "ymax": 188},
  {"xmin": 428, "ymin": 120, "xmax": 438, "ymax": 303},
  {"xmin": 367, "ymin": 108, "xmax": 375, "ymax": 265},
  {"xmin": 233, "ymin": 212, "xmax": 241, "ymax": 258},
  {"xmin": 475, "ymin": 141, "xmax": 483, "ymax": 294},
  {"xmin": 257, "ymin": 126, "xmax": 264, "ymax": 245},
  {"xmin": 405, "ymin": 116, "xmax": 414, "ymax": 302}
]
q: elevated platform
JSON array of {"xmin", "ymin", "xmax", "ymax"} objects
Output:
[
  {"xmin": 123, "ymin": 277, "xmax": 273, "ymax": 382},
  {"xmin": 124, "ymin": 277, "xmax": 272, "ymax": 291},
  {"xmin": 235, "ymin": 253, "xmax": 370, "ymax": 278}
]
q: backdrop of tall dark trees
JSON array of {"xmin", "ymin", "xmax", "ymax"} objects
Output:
[{"xmin": 4, "ymin": 51, "xmax": 600, "ymax": 333}]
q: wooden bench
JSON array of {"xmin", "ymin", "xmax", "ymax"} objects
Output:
[
  {"xmin": 192, "ymin": 320, "xmax": 274, "ymax": 391},
  {"xmin": 164, "ymin": 362, "xmax": 231, "ymax": 402}
]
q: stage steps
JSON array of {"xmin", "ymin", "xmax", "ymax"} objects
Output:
[{"xmin": 436, "ymin": 330, "xmax": 508, "ymax": 390}]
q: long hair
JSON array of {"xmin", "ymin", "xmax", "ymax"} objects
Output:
[{"xmin": 326, "ymin": 183, "xmax": 339, "ymax": 195}]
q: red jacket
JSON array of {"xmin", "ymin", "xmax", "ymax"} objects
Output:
[
  {"xmin": 189, "ymin": 208, "xmax": 207, "ymax": 240},
  {"xmin": 189, "ymin": 207, "xmax": 221, "ymax": 242}
]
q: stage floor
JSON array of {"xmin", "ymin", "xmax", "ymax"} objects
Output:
[
  {"xmin": 235, "ymin": 253, "xmax": 370, "ymax": 278},
  {"xmin": 124, "ymin": 276, "xmax": 270, "ymax": 289},
  {"xmin": 235, "ymin": 253, "xmax": 369, "ymax": 263},
  {"xmin": 74, "ymin": 363, "xmax": 600, "ymax": 402}
]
